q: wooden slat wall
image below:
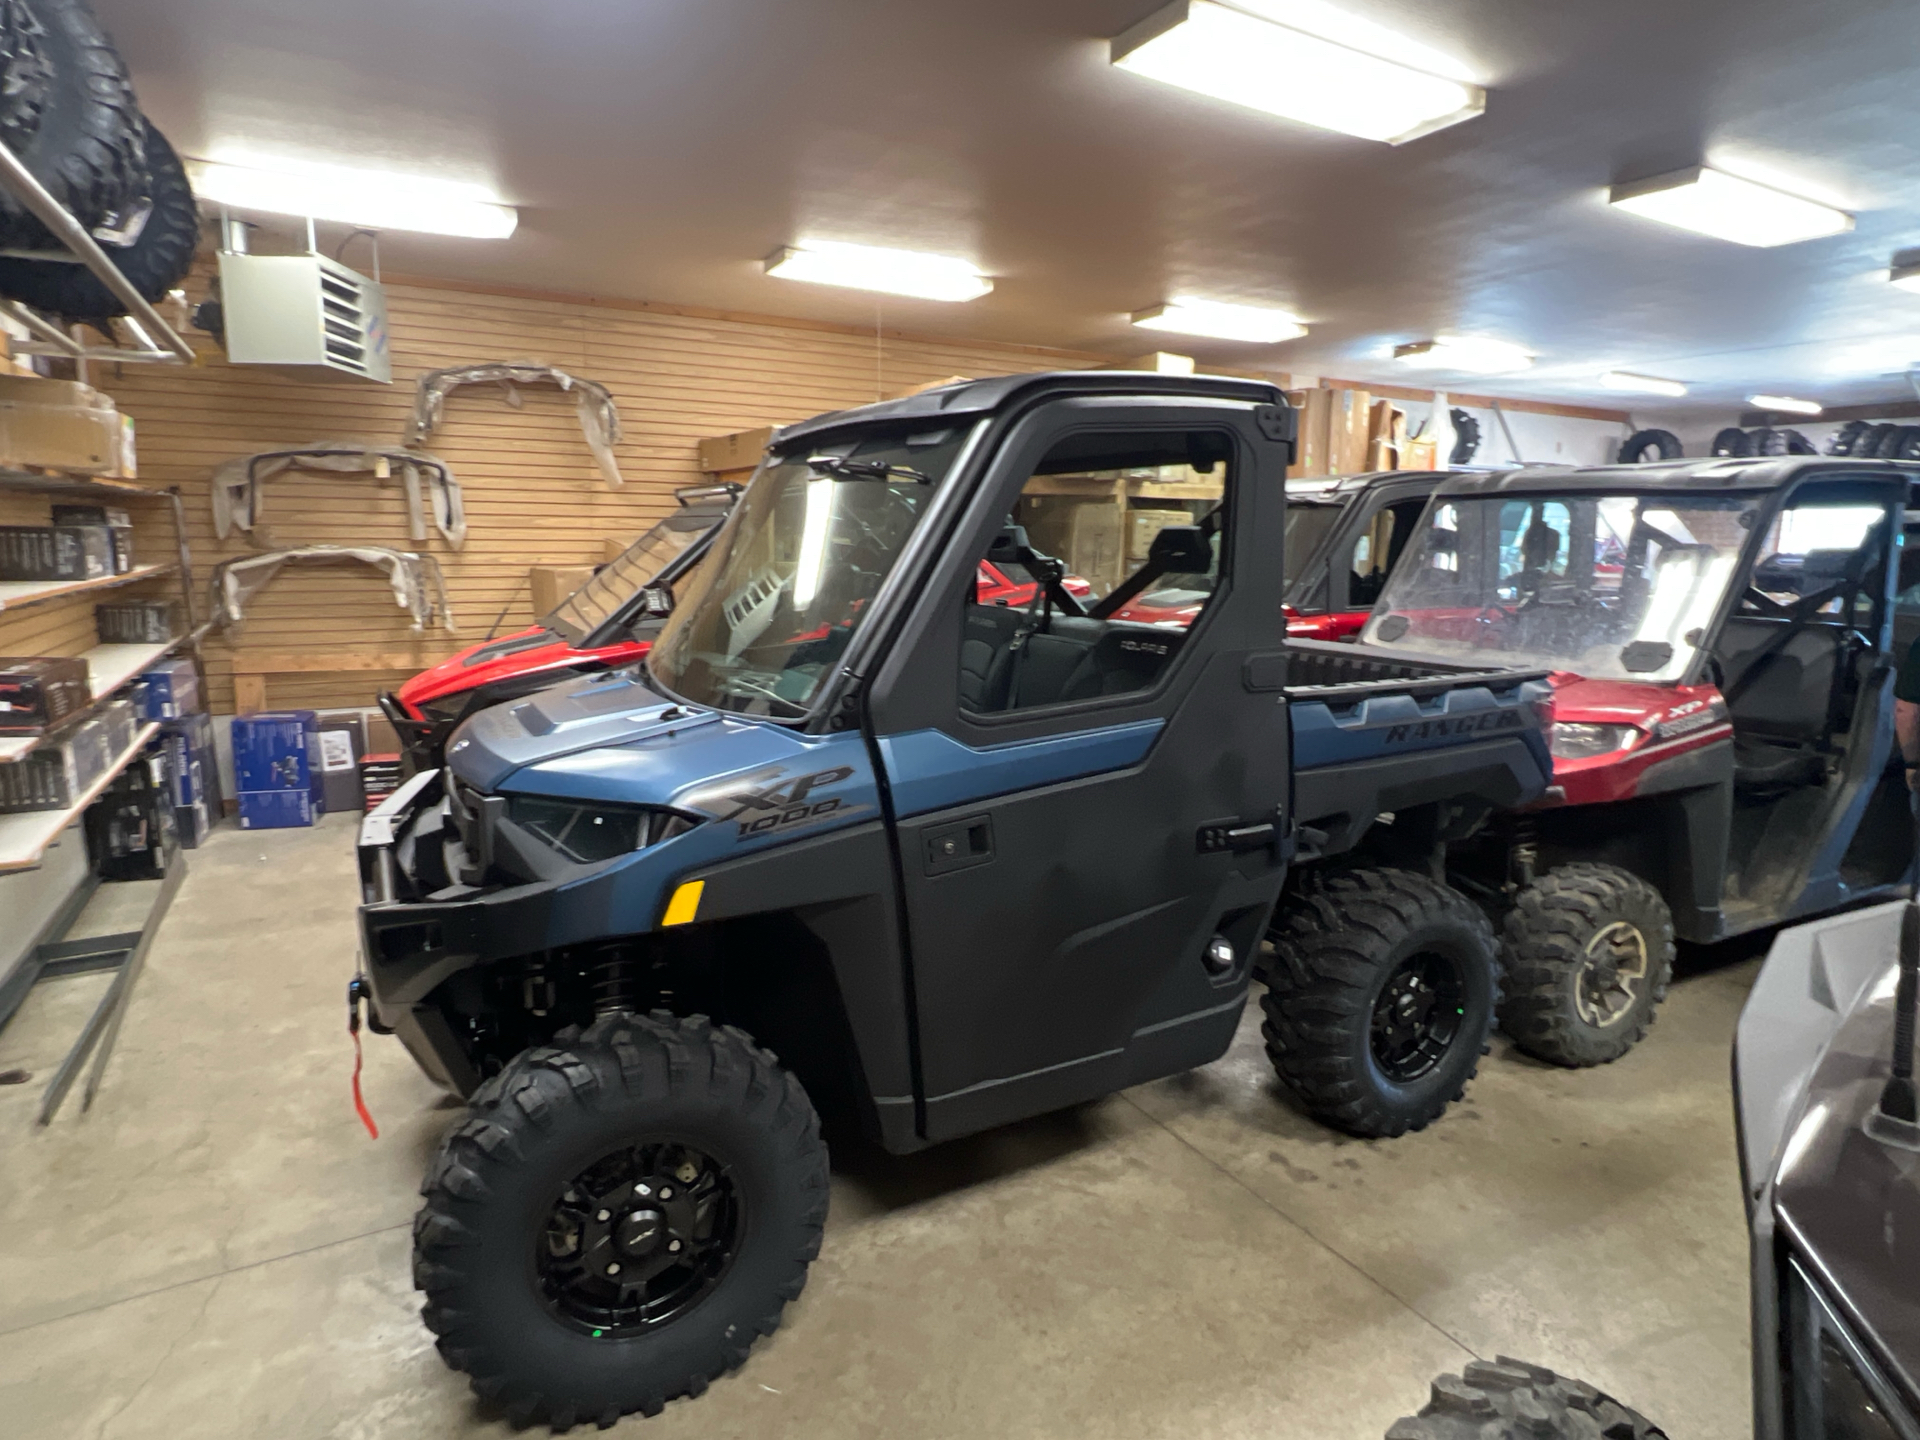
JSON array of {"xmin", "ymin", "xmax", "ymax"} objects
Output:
[{"xmin": 95, "ymin": 276, "xmax": 1110, "ymax": 713}]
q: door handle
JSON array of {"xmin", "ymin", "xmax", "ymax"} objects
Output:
[
  {"xmin": 924, "ymin": 815, "xmax": 994, "ymax": 876},
  {"xmin": 1196, "ymin": 809, "xmax": 1284, "ymax": 855}
]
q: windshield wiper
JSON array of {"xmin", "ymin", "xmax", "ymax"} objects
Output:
[{"xmin": 806, "ymin": 455, "xmax": 931, "ymax": 484}]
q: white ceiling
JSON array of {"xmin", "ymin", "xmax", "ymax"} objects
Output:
[{"xmin": 93, "ymin": 0, "xmax": 1920, "ymax": 415}]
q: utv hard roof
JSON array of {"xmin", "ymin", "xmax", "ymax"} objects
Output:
[
  {"xmin": 772, "ymin": 370, "xmax": 1289, "ymax": 449},
  {"xmin": 1432, "ymin": 455, "xmax": 1920, "ymax": 497}
]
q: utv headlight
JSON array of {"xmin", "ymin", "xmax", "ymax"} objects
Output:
[
  {"xmin": 505, "ymin": 796, "xmax": 695, "ymax": 864},
  {"xmin": 1550, "ymin": 723, "xmax": 1638, "ymax": 761}
]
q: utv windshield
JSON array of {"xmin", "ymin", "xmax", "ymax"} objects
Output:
[
  {"xmin": 544, "ymin": 499, "xmax": 732, "ymax": 646},
  {"xmin": 1363, "ymin": 491, "xmax": 1766, "ymax": 682},
  {"xmin": 647, "ymin": 426, "xmax": 972, "ymax": 716}
]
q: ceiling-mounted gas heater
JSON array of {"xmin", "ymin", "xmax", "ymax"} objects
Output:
[{"xmin": 213, "ymin": 218, "xmax": 391, "ymax": 383}]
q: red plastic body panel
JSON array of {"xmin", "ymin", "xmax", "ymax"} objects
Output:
[{"xmin": 1544, "ymin": 673, "xmax": 1733, "ymax": 807}]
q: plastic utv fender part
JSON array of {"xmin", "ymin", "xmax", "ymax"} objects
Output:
[
  {"xmin": 1499, "ymin": 863, "xmax": 1675, "ymax": 1068},
  {"xmin": 1385, "ymin": 1357, "xmax": 1668, "ymax": 1440},
  {"xmin": 1448, "ymin": 409, "xmax": 1481, "ymax": 465},
  {"xmin": 1263, "ymin": 866, "xmax": 1500, "ymax": 1138},
  {"xmin": 1616, "ymin": 429, "xmax": 1683, "ymax": 464},
  {"xmin": 414, "ymin": 1012, "xmax": 829, "ymax": 1430}
]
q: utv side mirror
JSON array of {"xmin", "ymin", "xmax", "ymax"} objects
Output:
[{"xmin": 1148, "ymin": 525, "xmax": 1212, "ymax": 574}]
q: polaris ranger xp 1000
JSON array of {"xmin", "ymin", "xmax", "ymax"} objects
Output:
[{"xmin": 354, "ymin": 373, "xmax": 1554, "ymax": 1426}]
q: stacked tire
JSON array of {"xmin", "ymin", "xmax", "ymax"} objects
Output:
[
  {"xmin": 0, "ymin": 0, "xmax": 197, "ymax": 319},
  {"xmin": 1711, "ymin": 425, "xmax": 1816, "ymax": 457},
  {"xmin": 1829, "ymin": 419, "xmax": 1920, "ymax": 459}
]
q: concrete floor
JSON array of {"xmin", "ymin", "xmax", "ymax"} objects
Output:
[{"xmin": 0, "ymin": 814, "xmax": 1760, "ymax": 1440}]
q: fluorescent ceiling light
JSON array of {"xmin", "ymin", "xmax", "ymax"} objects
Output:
[
  {"xmin": 1600, "ymin": 371, "xmax": 1688, "ymax": 398},
  {"xmin": 1608, "ymin": 166, "xmax": 1852, "ymax": 248},
  {"xmin": 1891, "ymin": 261, "xmax": 1920, "ymax": 294},
  {"xmin": 765, "ymin": 241, "xmax": 992, "ymax": 301},
  {"xmin": 1748, "ymin": 394, "xmax": 1823, "ymax": 416},
  {"xmin": 190, "ymin": 157, "xmax": 517, "ymax": 238},
  {"xmin": 1394, "ymin": 337, "xmax": 1533, "ymax": 375},
  {"xmin": 1110, "ymin": 0, "xmax": 1485, "ymax": 146},
  {"xmin": 1132, "ymin": 299, "xmax": 1306, "ymax": 344}
]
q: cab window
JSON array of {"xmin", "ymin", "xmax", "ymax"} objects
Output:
[{"xmin": 960, "ymin": 428, "xmax": 1232, "ymax": 715}]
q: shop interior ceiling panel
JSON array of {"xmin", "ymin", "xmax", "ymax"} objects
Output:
[{"xmin": 96, "ymin": 0, "xmax": 1920, "ymax": 413}]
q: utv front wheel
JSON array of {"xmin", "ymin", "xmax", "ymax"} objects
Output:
[
  {"xmin": 1262, "ymin": 867, "xmax": 1499, "ymax": 1138},
  {"xmin": 1500, "ymin": 863, "xmax": 1674, "ymax": 1067},
  {"xmin": 413, "ymin": 1012, "xmax": 830, "ymax": 1429}
]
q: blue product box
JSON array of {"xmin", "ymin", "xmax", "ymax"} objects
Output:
[
  {"xmin": 232, "ymin": 711, "xmax": 317, "ymax": 792},
  {"xmin": 161, "ymin": 712, "xmax": 216, "ymax": 810},
  {"xmin": 135, "ymin": 657, "xmax": 200, "ymax": 720},
  {"xmin": 237, "ymin": 788, "xmax": 314, "ymax": 829}
]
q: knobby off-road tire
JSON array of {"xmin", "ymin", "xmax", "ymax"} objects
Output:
[
  {"xmin": 413, "ymin": 1011, "xmax": 830, "ymax": 1431},
  {"xmin": 1615, "ymin": 428, "xmax": 1682, "ymax": 464},
  {"xmin": 1500, "ymin": 862, "xmax": 1674, "ymax": 1068},
  {"xmin": 1387, "ymin": 1356, "xmax": 1668, "ymax": 1440},
  {"xmin": 1263, "ymin": 866, "xmax": 1499, "ymax": 1139},
  {"xmin": 0, "ymin": 0, "xmax": 144, "ymax": 243},
  {"xmin": 0, "ymin": 116, "xmax": 198, "ymax": 318}
]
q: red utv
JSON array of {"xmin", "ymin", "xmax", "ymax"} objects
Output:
[
  {"xmin": 384, "ymin": 484, "xmax": 1084, "ymax": 770},
  {"xmin": 1109, "ymin": 470, "xmax": 1452, "ymax": 638},
  {"xmin": 1358, "ymin": 457, "xmax": 1920, "ymax": 1067}
]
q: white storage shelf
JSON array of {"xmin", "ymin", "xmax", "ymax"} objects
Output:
[
  {"xmin": 0, "ymin": 720, "xmax": 160, "ymax": 872},
  {"xmin": 0, "ymin": 639, "xmax": 174, "ymax": 763},
  {"xmin": 0, "ymin": 562, "xmax": 175, "ymax": 615}
]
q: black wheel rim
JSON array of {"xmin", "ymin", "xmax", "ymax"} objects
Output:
[
  {"xmin": 535, "ymin": 1141, "xmax": 742, "ymax": 1338},
  {"xmin": 1370, "ymin": 951, "xmax": 1466, "ymax": 1082}
]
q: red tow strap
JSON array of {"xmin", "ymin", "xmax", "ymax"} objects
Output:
[{"xmin": 347, "ymin": 980, "xmax": 381, "ymax": 1139}]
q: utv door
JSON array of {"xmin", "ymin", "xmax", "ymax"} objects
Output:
[{"xmin": 864, "ymin": 399, "xmax": 1294, "ymax": 1143}]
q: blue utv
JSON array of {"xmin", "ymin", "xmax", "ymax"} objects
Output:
[{"xmin": 353, "ymin": 372, "xmax": 1553, "ymax": 1427}]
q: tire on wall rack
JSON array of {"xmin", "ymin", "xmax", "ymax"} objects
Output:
[
  {"xmin": 1448, "ymin": 408, "xmax": 1481, "ymax": 465},
  {"xmin": 1709, "ymin": 427, "xmax": 1752, "ymax": 457},
  {"xmin": 1262, "ymin": 866, "xmax": 1498, "ymax": 1138},
  {"xmin": 1498, "ymin": 862, "xmax": 1674, "ymax": 1067},
  {"xmin": 1748, "ymin": 426, "xmax": 1782, "ymax": 455},
  {"xmin": 0, "ymin": 117, "xmax": 198, "ymax": 319},
  {"xmin": 0, "ymin": 0, "xmax": 145, "ymax": 244},
  {"xmin": 1858, "ymin": 423, "xmax": 1897, "ymax": 459},
  {"xmin": 1886, "ymin": 425, "xmax": 1920, "ymax": 460},
  {"xmin": 1385, "ymin": 1357, "xmax": 1668, "ymax": 1440},
  {"xmin": 1615, "ymin": 428, "xmax": 1682, "ymax": 463},
  {"xmin": 413, "ymin": 1011, "xmax": 830, "ymax": 1429},
  {"xmin": 1783, "ymin": 429, "xmax": 1817, "ymax": 455},
  {"xmin": 1828, "ymin": 420, "xmax": 1871, "ymax": 456}
]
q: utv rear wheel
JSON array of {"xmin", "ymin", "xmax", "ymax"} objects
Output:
[
  {"xmin": 1262, "ymin": 867, "xmax": 1499, "ymax": 1139},
  {"xmin": 1386, "ymin": 1356, "xmax": 1668, "ymax": 1440},
  {"xmin": 1499, "ymin": 863, "xmax": 1674, "ymax": 1067},
  {"xmin": 413, "ymin": 1012, "xmax": 829, "ymax": 1429}
]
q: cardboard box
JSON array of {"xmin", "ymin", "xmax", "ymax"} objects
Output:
[
  {"xmin": 85, "ymin": 750, "xmax": 176, "ymax": 879},
  {"xmin": 603, "ymin": 536, "xmax": 633, "ymax": 564},
  {"xmin": 134, "ymin": 657, "xmax": 200, "ymax": 720},
  {"xmin": 0, "ymin": 655, "xmax": 91, "ymax": 734},
  {"xmin": 359, "ymin": 752, "xmax": 404, "ymax": 811},
  {"xmin": 115, "ymin": 413, "xmax": 136, "ymax": 479},
  {"xmin": 697, "ymin": 426, "xmax": 775, "ymax": 474},
  {"xmin": 314, "ymin": 710, "xmax": 367, "ymax": 815},
  {"xmin": 0, "ymin": 524, "xmax": 112, "ymax": 581},
  {"xmin": 529, "ymin": 565, "xmax": 596, "ymax": 617},
  {"xmin": 231, "ymin": 711, "xmax": 321, "ymax": 807},
  {"xmin": 100, "ymin": 696, "xmax": 137, "ymax": 757},
  {"xmin": 1402, "ymin": 436, "xmax": 1439, "ymax": 471},
  {"xmin": 161, "ymin": 712, "xmax": 217, "ymax": 810},
  {"xmin": 96, "ymin": 599, "xmax": 177, "ymax": 644},
  {"xmin": 1021, "ymin": 494, "xmax": 1126, "ymax": 596},
  {"xmin": 174, "ymin": 799, "xmax": 213, "ymax": 849},
  {"xmin": 1127, "ymin": 507, "xmax": 1190, "ymax": 562},
  {"xmin": 0, "ymin": 727, "xmax": 109, "ymax": 812},
  {"xmin": 238, "ymin": 787, "xmax": 314, "ymax": 829},
  {"xmin": 0, "ymin": 380, "xmax": 123, "ymax": 474},
  {"xmin": 51, "ymin": 504, "xmax": 133, "ymax": 572}
]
